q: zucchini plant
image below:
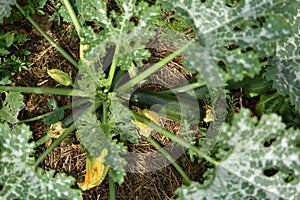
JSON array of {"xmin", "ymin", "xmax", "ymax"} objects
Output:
[{"xmin": 0, "ymin": 0, "xmax": 300, "ymax": 199}]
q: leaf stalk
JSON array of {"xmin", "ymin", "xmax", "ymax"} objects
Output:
[
  {"xmin": 34, "ymin": 123, "xmax": 76, "ymax": 168},
  {"xmin": 116, "ymin": 40, "xmax": 194, "ymax": 93},
  {"xmin": 131, "ymin": 110, "xmax": 219, "ymax": 166},
  {"xmin": 14, "ymin": 3, "xmax": 78, "ymax": 67},
  {"xmin": 0, "ymin": 86, "xmax": 88, "ymax": 97},
  {"xmin": 147, "ymin": 136, "xmax": 192, "ymax": 185}
]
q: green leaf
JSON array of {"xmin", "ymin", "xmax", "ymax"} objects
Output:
[
  {"xmin": 43, "ymin": 99, "xmax": 64, "ymax": 125},
  {"xmin": 43, "ymin": 109, "xmax": 64, "ymax": 124},
  {"xmin": 0, "ymin": 0, "xmax": 16, "ymax": 23},
  {"xmin": 266, "ymin": 7, "xmax": 300, "ymax": 112},
  {"xmin": 5, "ymin": 32, "xmax": 15, "ymax": 47},
  {"xmin": 0, "ymin": 123, "xmax": 82, "ymax": 199},
  {"xmin": 76, "ymin": 112, "xmax": 127, "ymax": 184},
  {"xmin": 0, "ymin": 48, "xmax": 10, "ymax": 55},
  {"xmin": 58, "ymin": 2, "xmax": 73, "ymax": 23},
  {"xmin": 176, "ymin": 109, "xmax": 300, "ymax": 199},
  {"xmin": 75, "ymin": 59, "xmax": 107, "ymax": 93},
  {"xmin": 161, "ymin": 0, "xmax": 298, "ymax": 81},
  {"xmin": 227, "ymin": 72, "xmax": 273, "ymax": 98},
  {"xmin": 109, "ymin": 94, "xmax": 139, "ymax": 143},
  {"xmin": 0, "ymin": 76, "xmax": 12, "ymax": 85},
  {"xmin": 0, "ymin": 92, "xmax": 25, "ymax": 123},
  {"xmin": 76, "ymin": 0, "xmax": 159, "ymax": 70}
]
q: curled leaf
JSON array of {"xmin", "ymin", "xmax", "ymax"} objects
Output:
[
  {"xmin": 78, "ymin": 148, "xmax": 109, "ymax": 191},
  {"xmin": 47, "ymin": 68, "xmax": 73, "ymax": 86}
]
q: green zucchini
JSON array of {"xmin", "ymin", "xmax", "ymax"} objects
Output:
[{"xmin": 130, "ymin": 89, "xmax": 204, "ymax": 124}]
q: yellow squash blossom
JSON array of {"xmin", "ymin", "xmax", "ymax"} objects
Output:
[
  {"xmin": 78, "ymin": 148, "xmax": 109, "ymax": 191},
  {"xmin": 47, "ymin": 122, "xmax": 66, "ymax": 138}
]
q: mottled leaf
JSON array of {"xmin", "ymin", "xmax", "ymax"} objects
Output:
[
  {"xmin": 176, "ymin": 109, "xmax": 300, "ymax": 200},
  {"xmin": 0, "ymin": 0, "xmax": 15, "ymax": 23},
  {"xmin": 109, "ymin": 94, "xmax": 139, "ymax": 143},
  {"xmin": 266, "ymin": 6, "xmax": 300, "ymax": 112},
  {"xmin": 0, "ymin": 92, "xmax": 25, "ymax": 123},
  {"xmin": 0, "ymin": 123, "xmax": 82, "ymax": 200},
  {"xmin": 73, "ymin": 0, "xmax": 159, "ymax": 74},
  {"xmin": 161, "ymin": 0, "xmax": 298, "ymax": 81},
  {"xmin": 76, "ymin": 112, "xmax": 127, "ymax": 184}
]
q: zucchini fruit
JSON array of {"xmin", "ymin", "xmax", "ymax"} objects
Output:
[{"xmin": 130, "ymin": 89, "xmax": 204, "ymax": 124}]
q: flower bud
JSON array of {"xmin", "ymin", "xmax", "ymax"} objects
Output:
[{"xmin": 47, "ymin": 69, "xmax": 72, "ymax": 86}]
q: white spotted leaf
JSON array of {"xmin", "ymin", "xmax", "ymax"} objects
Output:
[
  {"xmin": 64, "ymin": 0, "xmax": 160, "ymax": 72},
  {"xmin": 176, "ymin": 108, "xmax": 300, "ymax": 200},
  {"xmin": 0, "ymin": 123, "xmax": 82, "ymax": 200},
  {"xmin": 0, "ymin": 0, "xmax": 15, "ymax": 23},
  {"xmin": 266, "ymin": 6, "xmax": 300, "ymax": 112},
  {"xmin": 0, "ymin": 92, "xmax": 25, "ymax": 124},
  {"xmin": 76, "ymin": 111, "xmax": 127, "ymax": 184},
  {"xmin": 161, "ymin": 0, "xmax": 298, "ymax": 81}
]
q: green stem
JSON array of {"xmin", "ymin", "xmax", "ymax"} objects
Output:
[
  {"xmin": 15, "ymin": 3, "xmax": 78, "ymax": 67},
  {"xmin": 158, "ymin": 82, "xmax": 206, "ymax": 95},
  {"xmin": 148, "ymin": 136, "xmax": 191, "ymax": 185},
  {"xmin": 18, "ymin": 103, "xmax": 73, "ymax": 123},
  {"xmin": 116, "ymin": 40, "xmax": 194, "ymax": 93},
  {"xmin": 0, "ymin": 86, "xmax": 88, "ymax": 97},
  {"xmin": 33, "ymin": 101, "xmax": 103, "ymax": 168},
  {"xmin": 131, "ymin": 110, "xmax": 219, "ymax": 166},
  {"xmin": 61, "ymin": 0, "xmax": 81, "ymax": 35},
  {"xmin": 35, "ymin": 135, "xmax": 51, "ymax": 146},
  {"xmin": 102, "ymin": 103, "xmax": 108, "ymax": 124},
  {"xmin": 109, "ymin": 174, "xmax": 116, "ymax": 200},
  {"xmin": 260, "ymin": 93, "xmax": 281, "ymax": 105},
  {"xmin": 34, "ymin": 123, "xmax": 76, "ymax": 168},
  {"xmin": 106, "ymin": 46, "xmax": 120, "ymax": 91}
]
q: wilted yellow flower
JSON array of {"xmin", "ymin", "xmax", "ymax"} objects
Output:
[
  {"xmin": 78, "ymin": 149, "xmax": 109, "ymax": 191},
  {"xmin": 47, "ymin": 121, "xmax": 66, "ymax": 138},
  {"xmin": 203, "ymin": 104, "xmax": 214, "ymax": 123},
  {"xmin": 134, "ymin": 109, "xmax": 160, "ymax": 137},
  {"xmin": 47, "ymin": 68, "xmax": 73, "ymax": 86}
]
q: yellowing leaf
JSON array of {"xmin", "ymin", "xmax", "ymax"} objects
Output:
[
  {"xmin": 134, "ymin": 109, "xmax": 160, "ymax": 137},
  {"xmin": 203, "ymin": 105, "xmax": 214, "ymax": 123},
  {"xmin": 47, "ymin": 69, "xmax": 73, "ymax": 86},
  {"xmin": 78, "ymin": 149, "xmax": 109, "ymax": 191},
  {"xmin": 47, "ymin": 122, "xmax": 66, "ymax": 138}
]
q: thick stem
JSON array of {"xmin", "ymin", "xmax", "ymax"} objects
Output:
[
  {"xmin": 102, "ymin": 103, "xmax": 108, "ymax": 124},
  {"xmin": 109, "ymin": 174, "xmax": 116, "ymax": 200},
  {"xmin": 61, "ymin": 0, "xmax": 81, "ymax": 35},
  {"xmin": 60, "ymin": 0, "xmax": 86, "ymax": 60},
  {"xmin": 35, "ymin": 135, "xmax": 51, "ymax": 147},
  {"xmin": 14, "ymin": 3, "xmax": 78, "ymax": 68},
  {"xmin": 116, "ymin": 40, "xmax": 194, "ymax": 93},
  {"xmin": 106, "ymin": 46, "xmax": 120, "ymax": 91},
  {"xmin": 0, "ymin": 86, "xmax": 88, "ymax": 97},
  {"xmin": 158, "ymin": 82, "xmax": 206, "ymax": 95},
  {"xmin": 148, "ymin": 136, "xmax": 192, "ymax": 185}
]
